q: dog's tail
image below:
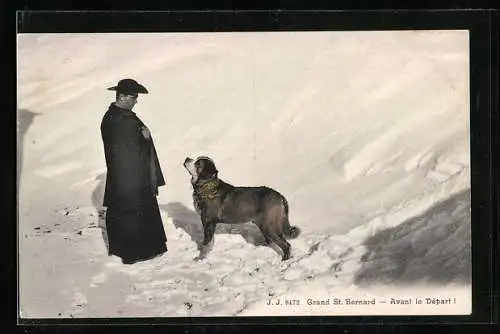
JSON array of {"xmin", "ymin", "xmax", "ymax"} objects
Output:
[
  {"xmin": 281, "ymin": 196, "xmax": 301, "ymax": 239},
  {"xmin": 285, "ymin": 225, "xmax": 301, "ymax": 239}
]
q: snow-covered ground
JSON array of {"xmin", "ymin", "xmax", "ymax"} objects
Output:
[{"xmin": 17, "ymin": 30, "xmax": 471, "ymax": 318}]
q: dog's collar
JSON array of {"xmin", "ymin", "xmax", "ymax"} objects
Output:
[{"xmin": 195, "ymin": 179, "xmax": 221, "ymax": 200}]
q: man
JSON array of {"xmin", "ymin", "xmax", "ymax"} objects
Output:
[{"xmin": 100, "ymin": 78, "xmax": 167, "ymax": 264}]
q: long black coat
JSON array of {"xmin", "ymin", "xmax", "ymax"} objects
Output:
[
  {"xmin": 100, "ymin": 103, "xmax": 165, "ymax": 210},
  {"xmin": 100, "ymin": 103, "xmax": 167, "ymax": 262}
]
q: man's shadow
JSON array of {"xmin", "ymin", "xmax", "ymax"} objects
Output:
[
  {"xmin": 160, "ymin": 202, "xmax": 269, "ymax": 259},
  {"xmin": 17, "ymin": 109, "xmax": 40, "ymax": 191},
  {"xmin": 91, "ymin": 173, "xmax": 109, "ymax": 253}
]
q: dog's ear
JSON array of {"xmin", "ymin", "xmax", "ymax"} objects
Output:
[{"xmin": 199, "ymin": 158, "xmax": 218, "ymax": 179}]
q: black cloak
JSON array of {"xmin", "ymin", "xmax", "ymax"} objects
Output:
[{"xmin": 100, "ymin": 103, "xmax": 167, "ymax": 263}]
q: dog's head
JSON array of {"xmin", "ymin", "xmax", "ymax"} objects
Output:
[{"xmin": 183, "ymin": 156, "xmax": 218, "ymax": 185}]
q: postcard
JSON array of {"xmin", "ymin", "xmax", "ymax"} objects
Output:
[{"xmin": 17, "ymin": 29, "xmax": 471, "ymax": 318}]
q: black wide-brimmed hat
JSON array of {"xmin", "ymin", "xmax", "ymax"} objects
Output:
[{"xmin": 107, "ymin": 78, "xmax": 149, "ymax": 94}]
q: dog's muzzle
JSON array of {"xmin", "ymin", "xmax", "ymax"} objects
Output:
[{"xmin": 183, "ymin": 157, "xmax": 197, "ymax": 178}]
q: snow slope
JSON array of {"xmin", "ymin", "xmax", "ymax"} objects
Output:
[{"xmin": 17, "ymin": 30, "xmax": 471, "ymax": 318}]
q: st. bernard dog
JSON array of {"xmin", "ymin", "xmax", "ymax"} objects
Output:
[{"xmin": 183, "ymin": 156, "xmax": 300, "ymax": 261}]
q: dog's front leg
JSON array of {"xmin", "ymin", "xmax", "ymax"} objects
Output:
[{"xmin": 203, "ymin": 220, "xmax": 217, "ymax": 246}]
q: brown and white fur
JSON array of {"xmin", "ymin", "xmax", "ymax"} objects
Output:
[{"xmin": 183, "ymin": 156, "xmax": 300, "ymax": 261}]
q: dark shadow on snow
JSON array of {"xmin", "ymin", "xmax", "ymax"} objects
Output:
[
  {"xmin": 91, "ymin": 173, "xmax": 109, "ymax": 253},
  {"xmin": 160, "ymin": 202, "xmax": 269, "ymax": 258},
  {"xmin": 354, "ymin": 189, "xmax": 472, "ymax": 287},
  {"xmin": 17, "ymin": 109, "xmax": 40, "ymax": 191}
]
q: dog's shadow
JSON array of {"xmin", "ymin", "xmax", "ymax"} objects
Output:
[{"xmin": 160, "ymin": 202, "xmax": 269, "ymax": 259}]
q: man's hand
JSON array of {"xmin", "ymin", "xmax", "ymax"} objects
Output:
[{"xmin": 141, "ymin": 126, "xmax": 151, "ymax": 140}]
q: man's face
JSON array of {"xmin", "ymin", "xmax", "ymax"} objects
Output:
[{"xmin": 117, "ymin": 92, "xmax": 138, "ymax": 110}]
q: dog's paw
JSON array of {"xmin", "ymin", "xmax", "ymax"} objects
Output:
[
  {"xmin": 281, "ymin": 254, "xmax": 292, "ymax": 262},
  {"xmin": 193, "ymin": 254, "xmax": 205, "ymax": 262}
]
